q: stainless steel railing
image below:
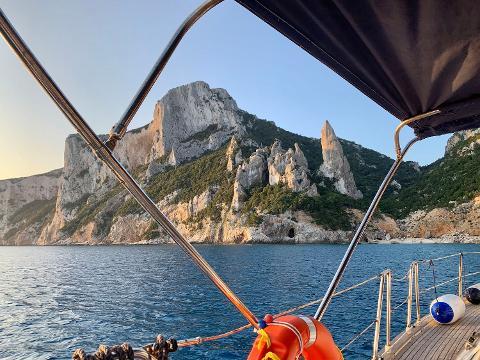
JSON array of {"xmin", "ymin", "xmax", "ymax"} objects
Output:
[{"xmin": 376, "ymin": 251, "xmax": 480, "ymax": 359}]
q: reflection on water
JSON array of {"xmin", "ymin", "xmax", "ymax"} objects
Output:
[{"xmin": 0, "ymin": 244, "xmax": 479, "ymax": 359}]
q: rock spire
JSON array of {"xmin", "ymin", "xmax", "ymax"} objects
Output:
[{"xmin": 319, "ymin": 120, "xmax": 362, "ymax": 199}]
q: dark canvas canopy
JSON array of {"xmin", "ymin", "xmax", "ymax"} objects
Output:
[{"xmin": 235, "ymin": 0, "xmax": 480, "ymax": 138}]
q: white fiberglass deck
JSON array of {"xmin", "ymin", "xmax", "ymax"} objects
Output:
[{"xmin": 381, "ymin": 302, "xmax": 480, "ymax": 360}]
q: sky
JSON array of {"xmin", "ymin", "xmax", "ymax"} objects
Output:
[{"xmin": 0, "ymin": 0, "xmax": 450, "ymax": 180}]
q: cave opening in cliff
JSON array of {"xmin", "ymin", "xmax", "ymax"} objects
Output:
[{"xmin": 288, "ymin": 228, "xmax": 295, "ymax": 238}]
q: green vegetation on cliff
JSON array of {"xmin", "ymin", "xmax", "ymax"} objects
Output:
[
  {"xmin": 381, "ymin": 143, "xmax": 480, "ymax": 218},
  {"xmin": 4, "ymin": 199, "xmax": 56, "ymax": 240},
  {"xmin": 242, "ymin": 184, "xmax": 355, "ymax": 230},
  {"xmin": 116, "ymin": 146, "xmax": 230, "ymax": 218},
  {"xmin": 241, "ymin": 111, "xmax": 419, "ymax": 201},
  {"xmin": 241, "ymin": 111, "xmax": 323, "ymax": 170}
]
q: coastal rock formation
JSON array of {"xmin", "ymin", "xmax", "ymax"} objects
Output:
[
  {"xmin": 4, "ymin": 81, "xmax": 480, "ymax": 246},
  {"xmin": 319, "ymin": 121, "xmax": 363, "ymax": 199},
  {"xmin": 267, "ymin": 140, "xmax": 317, "ymax": 195},
  {"xmin": 0, "ymin": 169, "xmax": 61, "ymax": 245},
  {"xmin": 232, "ymin": 148, "xmax": 268, "ymax": 210},
  {"xmin": 232, "ymin": 140, "xmax": 317, "ymax": 210},
  {"xmin": 445, "ymin": 128, "xmax": 480, "ymax": 155},
  {"xmin": 39, "ymin": 82, "xmax": 244, "ymax": 243},
  {"xmin": 148, "ymin": 81, "xmax": 245, "ymax": 164},
  {"xmin": 398, "ymin": 198, "xmax": 480, "ymax": 238},
  {"xmin": 226, "ymin": 136, "xmax": 243, "ymax": 171}
]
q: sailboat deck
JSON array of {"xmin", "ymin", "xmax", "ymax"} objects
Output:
[{"xmin": 381, "ymin": 302, "xmax": 480, "ymax": 359}]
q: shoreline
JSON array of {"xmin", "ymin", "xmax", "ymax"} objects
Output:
[
  {"xmin": 2, "ymin": 236, "xmax": 480, "ymax": 246},
  {"xmin": 371, "ymin": 236, "xmax": 480, "ymax": 244}
]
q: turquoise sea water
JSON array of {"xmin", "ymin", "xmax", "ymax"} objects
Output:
[{"xmin": 1, "ymin": 244, "xmax": 480, "ymax": 359}]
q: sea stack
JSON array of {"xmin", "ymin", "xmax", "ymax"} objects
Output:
[{"xmin": 319, "ymin": 120, "xmax": 363, "ymax": 199}]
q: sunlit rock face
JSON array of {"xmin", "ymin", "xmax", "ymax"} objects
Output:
[
  {"xmin": 149, "ymin": 81, "xmax": 245, "ymax": 164},
  {"xmin": 319, "ymin": 120, "xmax": 362, "ymax": 199},
  {"xmin": 445, "ymin": 128, "xmax": 480, "ymax": 156},
  {"xmin": 232, "ymin": 148, "xmax": 269, "ymax": 211},
  {"xmin": 267, "ymin": 140, "xmax": 317, "ymax": 195},
  {"xmin": 6, "ymin": 81, "xmax": 480, "ymax": 246},
  {"xmin": 231, "ymin": 140, "xmax": 317, "ymax": 211},
  {"xmin": 226, "ymin": 136, "xmax": 243, "ymax": 172},
  {"xmin": 38, "ymin": 82, "xmax": 246, "ymax": 244},
  {"xmin": 0, "ymin": 169, "xmax": 61, "ymax": 245}
]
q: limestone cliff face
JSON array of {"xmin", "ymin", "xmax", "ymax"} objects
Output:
[
  {"xmin": 226, "ymin": 136, "xmax": 243, "ymax": 172},
  {"xmin": 445, "ymin": 128, "xmax": 480, "ymax": 156},
  {"xmin": 268, "ymin": 141, "xmax": 317, "ymax": 195},
  {"xmin": 397, "ymin": 197, "xmax": 480, "ymax": 238},
  {"xmin": 319, "ymin": 120, "xmax": 363, "ymax": 199},
  {"xmin": 149, "ymin": 81, "xmax": 245, "ymax": 164},
  {"xmin": 232, "ymin": 147, "xmax": 269, "ymax": 211},
  {"xmin": 0, "ymin": 169, "xmax": 61, "ymax": 245},
  {"xmin": 232, "ymin": 140, "xmax": 317, "ymax": 210},
  {"xmin": 5, "ymin": 81, "xmax": 480, "ymax": 246},
  {"xmin": 38, "ymin": 82, "xmax": 245, "ymax": 244}
]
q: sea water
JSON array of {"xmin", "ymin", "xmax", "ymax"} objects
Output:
[{"xmin": 1, "ymin": 244, "xmax": 479, "ymax": 359}]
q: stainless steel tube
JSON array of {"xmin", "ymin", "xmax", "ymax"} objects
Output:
[
  {"xmin": 314, "ymin": 138, "xmax": 418, "ymax": 320},
  {"xmin": 458, "ymin": 253, "xmax": 464, "ymax": 296},
  {"xmin": 105, "ymin": 0, "xmax": 224, "ymax": 150},
  {"xmin": 414, "ymin": 262, "xmax": 421, "ymax": 324},
  {"xmin": 406, "ymin": 264, "xmax": 413, "ymax": 331},
  {"xmin": 372, "ymin": 273, "xmax": 385, "ymax": 360},
  {"xmin": 385, "ymin": 270, "xmax": 392, "ymax": 350},
  {"xmin": 0, "ymin": 7, "xmax": 259, "ymax": 329}
]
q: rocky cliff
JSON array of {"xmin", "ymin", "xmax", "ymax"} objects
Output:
[
  {"xmin": 319, "ymin": 121, "xmax": 362, "ymax": 199},
  {"xmin": 382, "ymin": 128, "xmax": 480, "ymax": 240},
  {"xmin": 2, "ymin": 81, "xmax": 480, "ymax": 245},
  {"xmin": 0, "ymin": 169, "xmax": 61, "ymax": 245}
]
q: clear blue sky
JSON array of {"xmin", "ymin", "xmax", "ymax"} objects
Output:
[{"xmin": 0, "ymin": 0, "xmax": 450, "ymax": 180}]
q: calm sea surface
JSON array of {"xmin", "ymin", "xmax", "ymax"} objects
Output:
[{"xmin": 1, "ymin": 244, "xmax": 480, "ymax": 360}]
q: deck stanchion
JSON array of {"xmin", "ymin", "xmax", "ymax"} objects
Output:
[
  {"xmin": 406, "ymin": 264, "xmax": 413, "ymax": 331},
  {"xmin": 414, "ymin": 262, "xmax": 421, "ymax": 324},
  {"xmin": 372, "ymin": 273, "xmax": 385, "ymax": 360},
  {"xmin": 458, "ymin": 253, "xmax": 464, "ymax": 296},
  {"xmin": 385, "ymin": 270, "xmax": 392, "ymax": 351}
]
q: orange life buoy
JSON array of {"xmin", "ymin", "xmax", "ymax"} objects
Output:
[{"xmin": 247, "ymin": 315, "xmax": 343, "ymax": 360}]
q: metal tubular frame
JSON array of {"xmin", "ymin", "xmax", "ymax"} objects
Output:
[
  {"xmin": 458, "ymin": 253, "xmax": 464, "ymax": 296},
  {"xmin": 105, "ymin": 0, "xmax": 224, "ymax": 150},
  {"xmin": 314, "ymin": 137, "xmax": 418, "ymax": 320},
  {"xmin": 385, "ymin": 270, "xmax": 392, "ymax": 351},
  {"xmin": 414, "ymin": 262, "xmax": 421, "ymax": 324},
  {"xmin": 372, "ymin": 273, "xmax": 386, "ymax": 360},
  {"xmin": 406, "ymin": 264, "xmax": 414, "ymax": 331},
  {"xmin": 393, "ymin": 109, "xmax": 440, "ymax": 159},
  {"xmin": 0, "ymin": 7, "xmax": 260, "ymax": 330}
]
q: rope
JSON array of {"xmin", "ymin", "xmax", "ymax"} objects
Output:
[
  {"xmin": 392, "ymin": 270, "xmax": 409, "ymax": 282},
  {"xmin": 178, "ymin": 274, "xmax": 380, "ymax": 348},
  {"xmin": 340, "ymin": 320, "xmax": 376, "ymax": 352},
  {"xmin": 393, "ymin": 296, "xmax": 409, "ymax": 310},
  {"xmin": 421, "ymin": 271, "xmax": 480, "ymax": 293},
  {"xmin": 177, "ymin": 324, "xmax": 251, "ymax": 347},
  {"xmin": 418, "ymin": 253, "xmax": 461, "ymax": 263},
  {"xmin": 72, "ymin": 343, "xmax": 135, "ymax": 360}
]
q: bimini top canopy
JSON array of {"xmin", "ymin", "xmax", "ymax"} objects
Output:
[{"xmin": 236, "ymin": 0, "xmax": 480, "ymax": 138}]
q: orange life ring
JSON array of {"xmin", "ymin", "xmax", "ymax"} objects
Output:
[{"xmin": 247, "ymin": 315, "xmax": 343, "ymax": 360}]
